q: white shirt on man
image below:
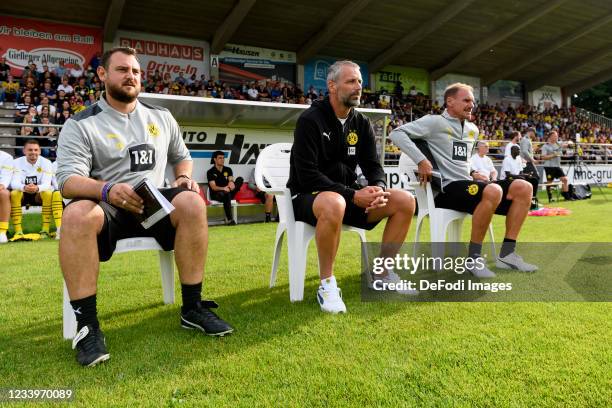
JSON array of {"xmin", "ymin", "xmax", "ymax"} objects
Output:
[
  {"xmin": 499, "ymin": 156, "xmax": 523, "ymax": 180},
  {"xmin": 10, "ymin": 155, "xmax": 53, "ymax": 192},
  {"xmin": 470, "ymin": 154, "xmax": 496, "ymax": 180}
]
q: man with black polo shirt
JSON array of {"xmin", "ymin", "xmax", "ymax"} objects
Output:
[
  {"xmin": 57, "ymin": 47, "xmax": 233, "ymax": 368},
  {"xmin": 288, "ymin": 60, "xmax": 416, "ymax": 313},
  {"xmin": 207, "ymin": 151, "xmax": 243, "ymax": 225}
]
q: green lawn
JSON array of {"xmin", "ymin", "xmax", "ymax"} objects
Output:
[{"xmin": 0, "ymin": 191, "xmax": 610, "ymax": 407}]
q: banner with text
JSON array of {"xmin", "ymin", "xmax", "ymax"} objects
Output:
[
  {"xmin": 529, "ymin": 86, "xmax": 562, "ymax": 111},
  {"xmin": 303, "ymin": 57, "xmax": 369, "ymax": 94},
  {"xmin": 218, "ymin": 43, "xmax": 296, "ymax": 87},
  {"xmin": 0, "ymin": 16, "xmax": 102, "ymax": 75},
  {"xmin": 375, "ymin": 65, "xmax": 430, "ymax": 96},
  {"xmin": 116, "ymin": 30, "xmax": 209, "ymax": 80}
]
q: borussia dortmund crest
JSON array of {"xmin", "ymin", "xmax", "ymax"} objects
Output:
[
  {"xmin": 148, "ymin": 123, "xmax": 160, "ymax": 137},
  {"xmin": 468, "ymin": 184, "xmax": 479, "ymax": 196},
  {"xmin": 347, "ymin": 131, "xmax": 358, "ymax": 146}
]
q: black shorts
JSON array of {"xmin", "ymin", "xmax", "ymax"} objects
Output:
[
  {"xmin": 22, "ymin": 192, "xmax": 40, "ymax": 207},
  {"xmin": 434, "ymin": 179, "xmax": 515, "ymax": 216},
  {"xmin": 544, "ymin": 167, "xmax": 565, "ymax": 181},
  {"xmin": 68, "ymin": 187, "xmax": 191, "ymax": 262},
  {"xmin": 292, "ymin": 192, "xmax": 381, "ymax": 231},
  {"xmin": 255, "ymin": 190, "xmax": 267, "ymax": 203}
]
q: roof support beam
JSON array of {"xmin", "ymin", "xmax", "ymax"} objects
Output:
[
  {"xmin": 483, "ymin": 12, "xmax": 612, "ymax": 86},
  {"xmin": 103, "ymin": 0, "xmax": 125, "ymax": 43},
  {"xmin": 526, "ymin": 44, "xmax": 612, "ymax": 91},
  {"xmin": 211, "ymin": 0, "xmax": 257, "ymax": 55},
  {"xmin": 564, "ymin": 66, "xmax": 612, "ymax": 95},
  {"xmin": 430, "ymin": 0, "xmax": 568, "ymax": 80},
  {"xmin": 368, "ymin": 0, "xmax": 475, "ymax": 73},
  {"xmin": 297, "ymin": 0, "xmax": 373, "ymax": 64}
]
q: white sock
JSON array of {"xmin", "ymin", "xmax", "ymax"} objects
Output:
[{"xmin": 321, "ymin": 275, "xmax": 337, "ymax": 290}]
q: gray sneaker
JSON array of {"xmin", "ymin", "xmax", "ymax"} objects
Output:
[{"xmin": 496, "ymin": 252, "xmax": 538, "ymax": 272}]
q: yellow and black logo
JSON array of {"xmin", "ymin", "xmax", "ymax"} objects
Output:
[
  {"xmin": 36, "ymin": 166, "xmax": 42, "ymax": 173},
  {"xmin": 347, "ymin": 131, "xmax": 358, "ymax": 146},
  {"xmin": 468, "ymin": 130, "xmax": 475, "ymax": 140},
  {"xmin": 223, "ymin": 172, "xmax": 228, "ymax": 177},
  {"xmin": 467, "ymin": 184, "xmax": 479, "ymax": 196},
  {"xmin": 147, "ymin": 123, "xmax": 160, "ymax": 137}
]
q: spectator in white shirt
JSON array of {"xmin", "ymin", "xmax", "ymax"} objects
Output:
[
  {"xmin": 57, "ymin": 77, "xmax": 74, "ymax": 94},
  {"xmin": 470, "ymin": 141, "xmax": 497, "ymax": 181},
  {"xmin": 500, "ymin": 145, "xmax": 524, "ymax": 180},
  {"xmin": 70, "ymin": 63, "xmax": 83, "ymax": 79}
]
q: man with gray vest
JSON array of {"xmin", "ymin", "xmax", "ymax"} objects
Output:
[
  {"xmin": 57, "ymin": 47, "xmax": 233, "ymax": 368},
  {"xmin": 390, "ymin": 83, "xmax": 537, "ymax": 277}
]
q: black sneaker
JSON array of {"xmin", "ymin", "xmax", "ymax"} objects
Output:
[
  {"xmin": 181, "ymin": 300, "xmax": 234, "ymax": 336},
  {"xmin": 72, "ymin": 325, "xmax": 110, "ymax": 367}
]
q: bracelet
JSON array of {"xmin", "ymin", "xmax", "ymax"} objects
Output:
[
  {"xmin": 176, "ymin": 175, "xmax": 191, "ymax": 181},
  {"xmin": 101, "ymin": 182, "xmax": 115, "ymax": 204}
]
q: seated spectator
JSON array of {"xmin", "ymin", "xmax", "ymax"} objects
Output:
[
  {"xmin": 74, "ymin": 77, "xmax": 90, "ymax": 98},
  {"xmin": 470, "ymin": 141, "xmax": 498, "ymax": 181},
  {"xmin": 206, "ymin": 151, "xmax": 243, "ymax": 225},
  {"xmin": 69, "ymin": 63, "xmax": 83, "ymax": 79},
  {"xmin": 10, "ymin": 139, "xmax": 54, "ymax": 238},
  {"xmin": 42, "ymin": 80, "xmax": 57, "ymax": 101},
  {"xmin": 54, "ymin": 60, "xmax": 67, "ymax": 78},
  {"xmin": 0, "ymin": 149, "xmax": 13, "ymax": 243},
  {"xmin": 247, "ymin": 84, "xmax": 259, "ymax": 101},
  {"xmin": 57, "ymin": 77, "xmax": 74, "ymax": 95},
  {"xmin": 0, "ymin": 57, "xmax": 10, "ymax": 82},
  {"xmin": 37, "ymin": 96, "xmax": 57, "ymax": 117},
  {"xmin": 1, "ymin": 75, "xmax": 21, "ymax": 104},
  {"xmin": 499, "ymin": 145, "xmax": 523, "ymax": 180}
]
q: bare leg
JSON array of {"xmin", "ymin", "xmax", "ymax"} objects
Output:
[
  {"xmin": 312, "ymin": 192, "xmax": 345, "ymax": 280},
  {"xmin": 170, "ymin": 191, "xmax": 208, "ymax": 284},
  {"xmin": 471, "ymin": 184, "xmax": 502, "ymax": 243},
  {"xmin": 264, "ymin": 193, "xmax": 274, "ymax": 214},
  {"xmin": 0, "ymin": 189, "xmax": 10, "ymax": 223},
  {"xmin": 503, "ymin": 179, "xmax": 532, "ymax": 240},
  {"xmin": 560, "ymin": 176, "xmax": 569, "ymax": 192},
  {"xmin": 59, "ymin": 200, "xmax": 104, "ymax": 300}
]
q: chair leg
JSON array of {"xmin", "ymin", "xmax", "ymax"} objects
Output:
[
  {"xmin": 63, "ymin": 281, "xmax": 76, "ymax": 340},
  {"xmin": 447, "ymin": 218, "xmax": 464, "ymax": 256},
  {"xmin": 159, "ymin": 250, "xmax": 175, "ymax": 304},
  {"xmin": 232, "ymin": 204, "xmax": 238, "ymax": 224},
  {"xmin": 270, "ymin": 225, "xmax": 285, "ymax": 288},
  {"xmin": 487, "ymin": 224, "xmax": 496, "ymax": 258},
  {"xmin": 413, "ymin": 215, "xmax": 425, "ymax": 256},
  {"xmin": 287, "ymin": 223, "xmax": 313, "ymax": 302}
]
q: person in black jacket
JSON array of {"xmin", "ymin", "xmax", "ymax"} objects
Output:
[{"xmin": 287, "ymin": 60, "xmax": 415, "ymax": 313}]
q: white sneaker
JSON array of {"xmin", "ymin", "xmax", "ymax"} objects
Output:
[
  {"xmin": 496, "ymin": 252, "xmax": 538, "ymax": 272},
  {"xmin": 55, "ymin": 227, "xmax": 61, "ymax": 240},
  {"xmin": 467, "ymin": 257, "xmax": 496, "ymax": 278},
  {"xmin": 369, "ymin": 270, "xmax": 418, "ymax": 295},
  {"xmin": 317, "ymin": 285, "xmax": 347, "ymax": 314},
  {"xmin": 0, "ymin": 233, "xmax": 7, "ymax": 244}
]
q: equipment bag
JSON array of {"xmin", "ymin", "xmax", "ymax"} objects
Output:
[{"xmin": 570, "ymin": 184, "xmax": 592, "ymax": 200}]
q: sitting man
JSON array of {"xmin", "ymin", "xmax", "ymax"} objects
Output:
[
  {"xmin": 541, "ymin": 130, "xmax": 571, "ymax": 201},
  {"xmin": 390, "ymin": 82, "xmax": 537, "ymax": 277},
  {"xmin": 499, "ymin": 145, "xmax": 524, "ymax": 180},
  {"xmin": 470, "ymin": 141, "xmax": 497, "ymax": 182},
  {"xmin": 206, "ymin": 151, "xmax": 243, "ymax": 225},
  {"xmin": 57, "ymin": 47, "xmax": 233, "ymax": 368},
  {"xmin": 288, "ymin": 60, "xmax": 415, "ymax": 313},
  {"xmin": 247, "ymin": 167, "xmax": 274, "ymax": 222},
  {"xmin": 0, "ymin": 149, "xmax": 13, "ymax": 243},
  {"xmin": 10, "ymin": 139, "xmax": 55, "ymax": 238}
]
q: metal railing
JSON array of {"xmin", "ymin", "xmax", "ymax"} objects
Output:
[{"xmin": 575, "ymin": 107, "xmax": 612, "ymax": 129}]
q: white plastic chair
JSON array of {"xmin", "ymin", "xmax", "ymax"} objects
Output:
[
  {"xmin": 62, "ymin": 237, "xmax": 175, "ymax": 339},
  {"xmin": 398, "ymin": 153, "xmax": 495, "ymax": 260},
  {"xmin": 254, "ymin": 143, "xmax": 368, "ymax": 302}
]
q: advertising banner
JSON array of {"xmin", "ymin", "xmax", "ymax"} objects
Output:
[
  {"xmin": 181, "ymin": 126, "xmax": 293, "ymax": 182},
  {"xmin": 218, "ymin": 43, "xmax": 296, "ymax": 86},
  {"xmin": 375, "ymin": 65, "xmax": 429, "ymax": 95},
  {"xmin": 303, "ymin": 57, "xmax": 369, "ymax": 94},
  {"xmin": 0, "ymin": 16, "xmax": 102, "ymax": 75},
  {"xmin": 530, "ymin": 86, "xmax": 562, "ymax": 111},
  {"xmin": 116, "ymin": 30, "xmax": 209, "ymax": 80}
]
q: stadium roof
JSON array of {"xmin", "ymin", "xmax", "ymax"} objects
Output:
[{"xmin": 3, "ymin": 0, "xmax": 612, "ymax": 94}]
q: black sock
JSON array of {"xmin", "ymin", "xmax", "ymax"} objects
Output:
[
  {"xmin": 500, "ymin": 238, "xmax": 516, "ymax": 258},
  {"xmin": 70, "ymin": 294, "xmax": 98, "ymax": 331},
  {"xmin": 265, "ymin": 212, "xmax": 271, "ymax": 222},
  {"xmin": 181, "ymin": 282, "xmax": 202, "ymax": 313},
  {"xmin": 468, "ymin": 241, "xmax": 482, "ymax": 258}
]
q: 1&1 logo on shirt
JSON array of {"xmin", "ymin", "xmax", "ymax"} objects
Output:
[
  {"xmin": 129, "ymin": 143, "xmax": 156, "ymax": 171},
  {"xmin": 452, "ymin": 141, "xmax": 468, "ymax": 161}
]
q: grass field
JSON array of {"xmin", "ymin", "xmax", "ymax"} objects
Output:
[{"xmin": 0, "ymin": 191, "xmax": 610, "ymax": 407}]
